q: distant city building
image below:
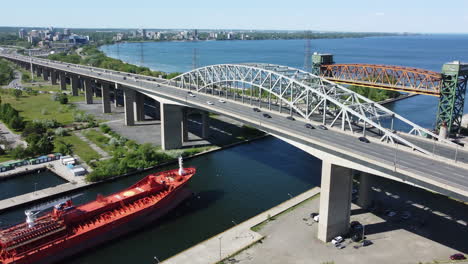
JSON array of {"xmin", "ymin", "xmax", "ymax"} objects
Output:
[
  {"xmin": 227, "ymin": 32, "xmax": 234, "ymax": 40},
  {"xmin": 69, "ymin": 35, "xmax": 89, "ymax": 45},
  {"xmin": 63, "ymin": 28, "xmax": 70, "ymax": 36},
  {"xmin": 114, "ymin": 33, "xmax": 125, "ymax": 41},
  {"xmin": 137, "ymin": 29, "xmax": 147, "ymax": 39},
  {"xmin": 18, "ymin": 29, "xmax": 26, "ymax": 39}
]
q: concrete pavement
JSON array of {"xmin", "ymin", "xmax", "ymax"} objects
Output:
[{"xmin": 161, "ymin": 187, "xmax": 320, "ymax": 264}]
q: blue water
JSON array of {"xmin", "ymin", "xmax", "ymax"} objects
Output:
[{"xmin": 101, "ymin": 35, "xmax": 468, "ymax": 129}]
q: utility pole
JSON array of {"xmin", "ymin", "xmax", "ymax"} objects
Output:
[
  {"xmin": 192, "ymin": 48, "xmax": 198, "ymax": 70},
  {"xmin": 29, "ymin": 50, "xmax": 34, "ymax": 82},
  {"xmin": 303, "ymin": 38, "xmax": 312, "ymax": 72}
]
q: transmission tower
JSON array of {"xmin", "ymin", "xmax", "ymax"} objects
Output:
[
  {"xmin": 303, "ymin": 32, "xmax": 312, "ymax": 72},
  {"xmin": 140, "ymin": 42, "xmax": 144, "ymax": 65},
  {"xmin": 116, "ymin": 42, "xmax": 120, "ymax": 60},
  {"xmin": 192, "ymin": 48, "xmax": 199, "ymax": 70}
]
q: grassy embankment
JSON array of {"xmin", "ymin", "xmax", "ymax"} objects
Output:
[{"xmin": 0, "ymin": 83, "xmax": 100, "ymax": 163}]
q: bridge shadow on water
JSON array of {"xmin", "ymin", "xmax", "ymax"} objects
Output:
[{"xmin": 351, "ymin": 176, "xmax": 468, "ymax": 254}]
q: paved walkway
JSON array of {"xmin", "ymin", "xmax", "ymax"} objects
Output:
[
  {"xmin": 0, "ymin": 121, "xmax": 26, "ymax": 149},
  {"xmin": 161, "ymin": 187, "xmax": 321, "ymax": 264},
  {"xmin": 0, "ymin": 181, "xmax": 90, "ymax": 212},
  {"xmin": 74, "ymin": 130, "xmax": 111, "ymax": 159}
]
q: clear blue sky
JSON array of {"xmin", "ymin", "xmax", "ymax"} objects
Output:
[{"xmin": 2, "ymin": 0, "xmax": 467, "ymax": 33}]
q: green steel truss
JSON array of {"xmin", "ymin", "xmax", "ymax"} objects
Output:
[{"xmin": 436, "ymin": 63, "xmax": 468, "ymax": 133}]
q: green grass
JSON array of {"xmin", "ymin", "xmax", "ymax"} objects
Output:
[
  {"xmin": 83, "ymin": 129, "xmax": 112, "ymax": 153},
  {"xmin": 2, "ymin": 93, "xmax": 85, "ymax": 125},
  {"xmin": 55, "ymin": 134, "xmax": 100, "ymax": 163},
  {"xmin": 0, "ymin": 154, "xmax": 14, "ymax": 163}
]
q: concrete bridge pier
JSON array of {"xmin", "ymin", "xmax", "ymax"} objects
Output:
[
  {"xmin": 124, "ymin": 88, "xmax": 136, "ymax": 126},
  {"xmin": 71, "ymin": 76, "xmax": 79, "ymax": 96},
  {"xmin": 43, "ymin": 69, "xmax": 49, "ymax": 81},
  {"xmin": 36, "ymin": 67, "xmax": 42, "ymax": 78},
  {"xmin": 182, "ymin": 108, "xmax": 189, "ymax": 142},
  {"xmin": 84, "ymin": 79, "xmax": 93, "ymax": 104},
  {"xmin": 356, "ymin": 172, "xmax": 375, "ymax": 209},
  {"xmin": 114, "ymin": 84, "xmax": 121, "ymax": 107},
  {"xmin": 161, "ymin": 103, "xmax": 185, "ymax": 150},
  {"xmin": 134, "ymin": 92, "xmax": 145, "ymax": 121},
  {"xmin": 201, "ymin": 111, "xmax": 210, "ymax": 139},
  {"xmin": 317, "ymin": 160, "xmax": 353, "ymax": 242},
  {"xmin": 60, "ymin": 73, "xmax": 67, "ymax": 90},
  {"xmin": 51, "ymin": 71, "xmax": 58, "ymax": 85},
  {"xmin": 101, "ymin": 83, "xmax": 111, "ymax": 113}
]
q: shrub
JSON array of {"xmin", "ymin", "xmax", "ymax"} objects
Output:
[
  {"xmin": 54, "ymin": 127, "xmax": 67, "ymax": 136},
  {"xmin": 41, "ymin": 108, "xmax": 49, "ymax": 115},
  {"xmin": 58, "ymin": 94, "xmax": 68, "ymax": 104},
  {"xmin": 99, "ymin": 123, "xmax": 111, "ymax": 133},
  {"xmin": 9, "ymin": 116, "xmax": 24, "ymax": 131},
  {"xmin": 12, "ymin": 89, "xmax": 22, "ymax": 99}
]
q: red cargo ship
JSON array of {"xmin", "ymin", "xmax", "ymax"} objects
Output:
[{"xmin": 0, "ymin": 157, "xmax": 195, "ymax": 264}]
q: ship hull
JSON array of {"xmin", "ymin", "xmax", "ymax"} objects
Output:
[{"xmin": 13, "ymin": 187, "xmax": 192, "ymax": 264}]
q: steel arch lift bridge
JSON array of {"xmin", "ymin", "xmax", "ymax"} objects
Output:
[
  {"xmin": 170, "ymin": 63, "xmax": 456, "ymax": 154},
  {"xmin": 312, "ymin": 53, "xmax": 468, "ymax": 134}
]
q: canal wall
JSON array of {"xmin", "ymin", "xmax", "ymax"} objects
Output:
[{"xmin": 379, "ymin": 93, "xmax": 418, "ymax": 105}]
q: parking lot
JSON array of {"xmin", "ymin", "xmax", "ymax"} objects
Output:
[{"xmin": 231, "ymin": 176, "xmax": 468, "ymax": 264}]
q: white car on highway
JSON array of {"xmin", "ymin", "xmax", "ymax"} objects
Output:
[
  {"xmin": 206, "ymin": 101, "xmax": 214, "ymax": 105},
  {"xmin": 218, "ymin": 99, "xmax": 226, "ymax": 103}
]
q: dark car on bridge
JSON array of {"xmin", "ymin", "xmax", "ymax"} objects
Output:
[
  {"xmin": 450, "ymin": 254, "xmax": 466, "ymax": 260},
  {"xmin": 318, "ymin": 125, "xmax": 328, "ymax": 130},
  {"xmin": 263, "ymin": 113, "xmax": 272, "ymax": 118},
  {"xmin": 305, "ymin": 123, "xmax": 315, "ymax": 129},
  {"xmin": 286, "ymin": 116, "xmax": 295, "ymax": 121},
  {"xmin": 358, "ymin": 137, "xmax": 370, "ymax": 143},
  {"xmin": 253, "ymin": 107, "xmax": 261, "ymax": 112}
]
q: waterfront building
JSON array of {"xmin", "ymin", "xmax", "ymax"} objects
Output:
[{"xmin": 18, "ymin": 28, "xmax": 26, "ymax": 39}]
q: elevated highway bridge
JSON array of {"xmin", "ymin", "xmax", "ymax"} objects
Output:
[{"xmin": 1, "ymin": 52, "xmax": 467, "ymax": 242}]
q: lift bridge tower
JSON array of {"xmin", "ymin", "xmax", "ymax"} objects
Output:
[
  {"xmin": 436, "ymin": 61, "xmax": 468, "ymax": 134},
  {"xmin": 311, "ymin": 53, "xmax": 468, "ymax": 135}
]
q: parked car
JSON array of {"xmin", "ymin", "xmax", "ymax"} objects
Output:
[
  {"xmin": 350, "ymin": 221, "xmax": 362, "ymax": 229},
  {"xmin": 253, "ymin": 107, "xmax": 261, "ymax": 112},
  {"xmin": 263, "ymin": 113, "xmax": 272, "ymax": 118},
  {"xmin": 335, "ymin": 243, "xmax": 345, "ymax": 249},
  {"xmin": 331, "ymin": 236, "xmax": 344, "ymax": 245},
  {"xmin": 450, "ymin": 253, "xmax": 466, "ymax": 260},
  {"xmin": 358, "ymin": 137, "xmax": 370, "ymax": 143},
  {"xmin": 286, "ymin": 116, "xmax": 295, "ymax": 121},
  {"xmin": 313, "ymin": 214, "xmax": 320, "ymax": 222},
  {"xmin": 318, "ymin": 125, "xmax": 328, "ymax": 130},
  {"xmin": 362, "ymin": 240, "xmax": 373, "ymax": 247},
  {"xmin": 400, "ymin": 211, "xmax": 411, "ymax": 220}
]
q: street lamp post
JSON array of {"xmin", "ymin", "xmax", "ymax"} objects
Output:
[
  {"xmin": 153, "ymin": 256, "xmax": 160, "ymax": 264},
  {"xmin": 218, "ymin": 236, "xmax": 222, "ymax": 262}
]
